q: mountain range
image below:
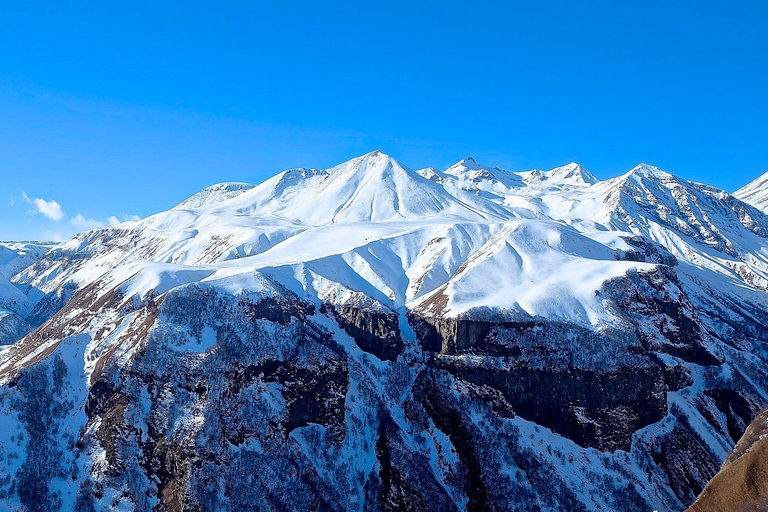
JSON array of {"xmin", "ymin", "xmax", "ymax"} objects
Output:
[{"xmin": 1, "ymin": 151, "xmax": 768, "ymax": 511}]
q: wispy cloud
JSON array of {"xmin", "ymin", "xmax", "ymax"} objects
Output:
[
  {"xmin": 44, "ymin": 230, "xmax": 64, "ymax": 242},
  {"xmin": 70, "ymin": 213, "xmax": 141, "ymax": 231},
  {"xmin": 20, "ymin": 190, "xmax": 140, "ymax": 237},
  {"xmin": 70, "ymin": 214, "xmax": 107, "ymax": 230},
  {"xmin": 22, "ymin": 191, "xmax": 65, "ymax": 221}
]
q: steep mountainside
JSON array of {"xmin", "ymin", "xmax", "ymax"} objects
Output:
[
  {"xmin": 735, "ymin": 169, "xmax": 768, "ymax": 213},
  {"xmin": 0, "ymin": 242, "xmax": 54, "ymax": 345},
  {"xmin": 1, "ymin": 151, "xmax": 768, "ymax": 511}
]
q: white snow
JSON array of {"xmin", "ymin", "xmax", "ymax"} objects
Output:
[
  {"xmin": 10, "ymin": 150, "xmax": 768, "ymax": 333},
  {"xmin": 735, "ymin": 168, "xmax": 768, "ymax": 212}
]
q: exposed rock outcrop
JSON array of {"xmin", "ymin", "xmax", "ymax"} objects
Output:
[{"xmin": 687, "ymin": 408, "xmax": 768, "ymax": 512}]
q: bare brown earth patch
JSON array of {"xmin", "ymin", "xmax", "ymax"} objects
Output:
[{"xmin": 688, "ymin": 409, "xmax": 768, "ymax": 512}]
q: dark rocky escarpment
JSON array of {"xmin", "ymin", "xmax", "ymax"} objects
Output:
[
  {"xmin": 407, "ymin": 312, "xmax": 495, "ymax": 354},
  {"xmin": 80, "ymin": 286, "xmax": 351, "ymax": 511},
  {"xmin": 616, "ymin": 235, "xmax": 679, "ymax": 266},
  {"xmin": 408, "ymin": 368, "xmax": 608, "ymax": 511},
  {"xmin": 432, "ymin": 355, "xmax": 686, "ymax": 451},
  {"xmin": 407, "ymin": 267, "xmax": 717, "ymax": 452},
  {"xmin": 238, "ymin": 295, "xmax": 315, "ymax": 326},
  {"xmin": 375, "ymin": 410, "xmax": 459, "ymax": 512},
  {"xmin": 0, "ymin": 263, "xmax": 766, "ymax": 511},
  {"xmin": 603, "ymin": 266, "xmax": 720, "ymax": 366},
  {"xmin": 322, "ymin": 303, "xmax": 404, "ymax": 361},
  {"xmin": 698, "ymin": 388, "xmax": 754, "ymax": 445},
  {"xmin": 224, "ymin": 356, "xmax": 350, "ymax": 439},
  {"xmin": 413, "ymin": 370, "xmax": 502, "ymax": 512}
]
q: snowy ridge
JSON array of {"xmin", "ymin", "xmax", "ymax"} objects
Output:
[
  {"xmin": 734, "ymin": 168, "xmax": 768, "ymax": 213},
  {"xmin": 172, "ymin": 182, "xmax": 256, "ymax": 210},
  {"xmin": 15, "ymin": 151, "xmax": 768, "ymax": 324}
]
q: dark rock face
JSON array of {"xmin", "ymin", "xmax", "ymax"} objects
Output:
[
  {"xmin": 652, "ymin": 406, "xmax": 723, "ymax": 505},
  {"xmin": 81, "ymin": 285, "xmax": 351, "ymax": 512},
  {"xmin": 1, "ymin": 263, "xmax": 768, "ymax": 511},
  {"xmin": 408, "ymin": 313, "xmax": 495, "ymax": 354},
  {"xmin": 603, "ymin": 266, "xmax": 719, "ymax": 366},
  {"xmin": 406, "ymin": 267, "xmax": 717, "ymax": 452},
  {"xmin": 432, "ymin": 356, "xmax": 682, "ymax": 452},
  {"xmin": 375, "ymin": 411, "xmax": 457, "ymax": 512},
  {"xmin": 238, "ymin": 295, "xmax": 315, "ymax": 326},
  {"xmin": 413, "ymin": 370, "xmax": 502, "ymax": 512},
  {"xmin": 323, "ymin": 303, "xmax": 404, "ymax": 361},
  {"xmin": 616, "ymin": 236, "xmax": 679, "ymax": 266},
  {"xmin": 699, "ymin": 388, "xmax": 754, "ymax": 444}
]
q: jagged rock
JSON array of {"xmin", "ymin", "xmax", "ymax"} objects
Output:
[{"xmin": 322, "ymin": 303, "xmax": 403, "ymax": 361}]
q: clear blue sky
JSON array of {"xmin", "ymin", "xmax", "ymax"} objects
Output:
[{"xmin": 2, "ymin": 1, "xmax": 767, "ymax": 240}]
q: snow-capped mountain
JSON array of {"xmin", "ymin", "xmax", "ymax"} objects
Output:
[
  {"xmin": 734, "ymin": 168, "xmax": 768, "ymax": 212},
  {"xmin": 1, "ymin": 151, "xmax": 768, "ymax": 511}
]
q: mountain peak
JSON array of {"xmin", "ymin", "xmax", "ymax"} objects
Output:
[
  {"xmin": 445, "ymin": 156, "xmax": 482, "ymax": 172},
  {"xmin": 544, "ymin": 162, "xmax": 598, "ymax": 186},
  {"xmin": 336, "ymin": 150, "xmax": 406, "ymax": 174},
  {"xmin": 233, "ymin": 150, "xmax": 497, "ymax": 224},
  {"xmin": 6, "ymin": 150, "xmax": 768, "ymax": 512},
  {"xmin": 358, "ymin": 149, "xmax": 395, "ymax": 162},
  {"xmin": 628, "ymin": 163, "xmax": 671, "ymax": 179},
  {"xmin": 444, "ymin": 157, "xmax": 499, "ymax": 176}
]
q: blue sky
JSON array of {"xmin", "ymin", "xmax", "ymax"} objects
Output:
[{"xmin": 1, "ymin": 1, "xmax": 767, "ymax": 240}]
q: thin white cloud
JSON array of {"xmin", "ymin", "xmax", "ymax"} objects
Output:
[
  {"xmin": 70, "ymin": 213, "xmax": 139, "ymax": 231},
  {"xmin": 22, "ymin": 191, "xmax": 66, "ymax": 221},
  {"xmin": 44, "ymin": 230, "xmax": 64, "ymax": 242},
  {"xmin": 70, "ymin": 214, "xmax": 107, "ymax": 230}
]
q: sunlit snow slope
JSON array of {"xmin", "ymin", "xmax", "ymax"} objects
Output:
[
  {"xmin": 735, "ymin": 168, "xmax": 768, "ymax": 213},
  {"xmin": 16, "ymin": 152, "xmax": 768, "ymax": 325}
]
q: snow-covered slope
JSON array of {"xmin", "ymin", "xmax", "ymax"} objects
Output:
[
  {"xmin": 0, "ymin": 242, "xmax": 54, "ymax": 345},
  {"xmin": 172, "ymin": 181, "xmax": 255, "ymax": 210},
  {"xmin": 734, "ymin": 168, "xmax": 768, "ymax": 213},
  {"xmin": 2, "ymin": 151, "xmax": 768, "ymax": 511}
]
